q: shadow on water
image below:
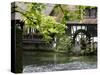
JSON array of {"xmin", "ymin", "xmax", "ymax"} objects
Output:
[{"xmin": 22, "ymin": 51, "xmax": 97, "ymax": 73}]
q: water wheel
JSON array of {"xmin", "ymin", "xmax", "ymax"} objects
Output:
[{"xmin": 72, "ymin": 29, "xmax": 91, "ymax": 54}]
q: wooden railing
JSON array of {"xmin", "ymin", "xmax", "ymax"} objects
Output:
[{"xmin": 22, "ymin": 34, "xmax": 54, "ymax": 50}]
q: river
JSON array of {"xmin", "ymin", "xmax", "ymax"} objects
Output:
[{"xmin": 22, "ymin": 51, "xmax": 97, "ymax": 73}]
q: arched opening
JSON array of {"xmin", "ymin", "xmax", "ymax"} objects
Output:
[{"xmin": 72, "ymin": 29, "xmax": 91, "ymax": 54}]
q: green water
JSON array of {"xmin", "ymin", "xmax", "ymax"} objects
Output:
[{"xmin": 23, "ymin": 51, "xmax": 97, "ymax": 73}]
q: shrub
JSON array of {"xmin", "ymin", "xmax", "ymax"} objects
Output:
[{"xmin": 56, "ymin": 35, "xmax": 72, "ymax": 53}]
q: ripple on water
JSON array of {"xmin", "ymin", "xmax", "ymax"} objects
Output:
[{"xmin": 23, "ymin": 61, "xmax": 97, "ymax": 73}]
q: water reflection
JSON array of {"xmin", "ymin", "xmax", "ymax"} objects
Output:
[{"xmin": 23, "ymin": 51, "xmax": 97, "ymax": 73}]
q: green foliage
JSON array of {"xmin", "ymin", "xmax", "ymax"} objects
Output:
[
  {"xmin": 52, "ymin": 4, "xmax": 97, "ymax": 23},
  {"xmin": 15, "ymin": 3, "xmax": 66, "ymax": 43},
  {"xmin": 39, "ymin": 16, "xmax": 66, "ymax": 42},
  {"xmin": 76, "ymin": 6, "xmax": 97, "ymax": 21},
  {"xmin": 56, "ymin": 35, "xmax": 72, "ymax": 52}
]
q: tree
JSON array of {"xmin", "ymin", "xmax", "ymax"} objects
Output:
[{"xmin": 13, "ymin": 3, "xmax": 66, "ymax": 43}]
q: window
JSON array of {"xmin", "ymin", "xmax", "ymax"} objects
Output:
[
  {"xmin": 50, "ymin": 10, "xmax": 58, "ymax": 16},
  {"xmin": 77, "ymin": 26, "xmax": 81, "ymax": 30},
  {"xmin": 91, "ymin": 8, "xmax": 97, "ymax": 18},
  {"xmin": 84, "ymin": 7, "xmax": 97, "ymax": 19}
]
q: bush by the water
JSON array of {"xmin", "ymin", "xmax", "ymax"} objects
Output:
[{"xmin": 56, "ymin": 35, "xmax": 72, "ymax": 53}]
